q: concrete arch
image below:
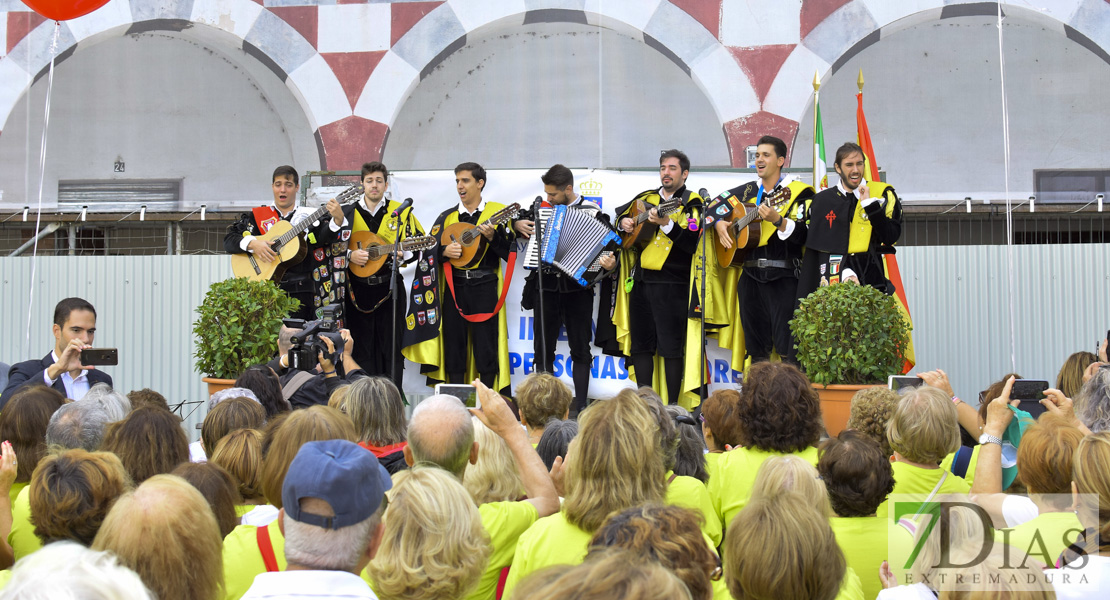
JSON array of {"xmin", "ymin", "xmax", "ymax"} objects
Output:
[
  {"xmin": 0, "ymin": 0, "xmax": 350, "ymax": 165},
  {"xmin": 762, "ymin": 0, "xmax": 1110, "ymax": 162},
  {"xmin": 352, "ymin": 1, "xmax": 760, "ymax": 167}
]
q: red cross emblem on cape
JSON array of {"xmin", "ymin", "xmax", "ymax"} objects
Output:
[{"xmin": 825, "ymin": 210, "xmax": 837, "ymax": 228}]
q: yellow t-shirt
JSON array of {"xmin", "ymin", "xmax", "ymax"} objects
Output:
[
  {"xmin": 501, "ymin": 512, "xmax": 592, "ymax": 599},
  {"xmin": 8, "ymin": 482, "xmax": 26, "ymax": 508},
  {"xmin": 8, "ymin": 485, "xmax": 40, "ymax": 562},
  {"xmin": 704, "ymin": 452, "xmax": 721, "ymax": 481},
  {"xmin": 838, "ymin": 566, "xmax": 865, "ymax": 600},
  {"xmin": 830, "ymin": 516, "xmax": 888, "ymax": 600},
  {"xmin": 465, "ymin": 501, "xmax": 539, "ymax": 600},
  {"xmin": 666, "ymin": 471, "xmax": 722, "ymax": 548},
  {"xmin": 235, "ymin": 505, "xmax": 255, "ymax": 518},
  {"xmin": 994, "ymin": 510, "xmax": 1083, "ymax": 568},
  {"xmin": 708, "ymin": 446, "xmax": 820, "ymax": 532},
  {"xmin": 878, "ymin": 462, "xmax": 971, "ymax": 519},
  {"xmin": 0, "ymin": 569, "xmax": 12, "ymax": 591},
  {"xmin": 222, "ymin": 521, "xmax": 286, "ymax": 600}
]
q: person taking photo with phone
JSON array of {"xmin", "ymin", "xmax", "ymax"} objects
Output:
[{"xmin": 1, "ymin": 298, "xmax": 113, "ymax": 407}]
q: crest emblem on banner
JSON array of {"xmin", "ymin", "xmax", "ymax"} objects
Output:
[
  {"xmin": 427, "ymin": 308, "xmax": 437, "ymax": 324},
  {"xmin": 417, "ymin": 311, "xmax": 426, "ymax": 325}
]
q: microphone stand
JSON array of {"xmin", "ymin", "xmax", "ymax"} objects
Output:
[
  {"xmin": 697, "ymin": 188, "xmax": 711, "ymax": 400},
  {"xmin": 532, "ymin": 196, "xmax": 547, "ymax": 373},
  {"xmin": 388, "ymin": 210, "xmax": 408, "ymax": 390}
]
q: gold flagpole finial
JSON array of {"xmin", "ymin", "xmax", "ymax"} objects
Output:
[
  {"xmin": 857, "ymin": 69, "xmax": 865, "ymax": 92},
  {"xmin": 813, "ymin": 70, "xmax": 821, "ymax": 92}
]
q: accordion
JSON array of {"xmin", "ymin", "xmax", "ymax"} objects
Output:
[{"xmin": 525, "ymin": 204, "xmax": 620, "ymax": 287}]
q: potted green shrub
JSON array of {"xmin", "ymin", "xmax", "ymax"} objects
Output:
[
  {"xmin": 193, "ymin": 277, "xmax": 300, "ymax": 397},
  {"xmin": 790, "ymin": 282, "xmax": 912, "ymax": 435}
]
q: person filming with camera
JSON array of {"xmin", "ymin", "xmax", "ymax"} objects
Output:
[{"xmin": 269, "ymin": 305, "xmax": 368, "ymax": 408}]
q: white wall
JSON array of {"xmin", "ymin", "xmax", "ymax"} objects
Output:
[
  {"xmin": 793, "ymin": 13, "xmax": 1110, "ymax": 202},
  {"xmin": 0, "ymin": 29, "xmax": 320, "ymax": 211},
  {"xmin": 384, "ymin": 21, "xmax": 731, "ymax": 170}
]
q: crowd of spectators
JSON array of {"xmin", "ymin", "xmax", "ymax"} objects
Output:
[{"xmin": 2, "ymin": 297, "xmax": 1110, "ymax": 599}]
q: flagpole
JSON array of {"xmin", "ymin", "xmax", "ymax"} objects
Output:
[{"xmin": 813, "ymin": 71, "xmax": 820, "ymax": 188}]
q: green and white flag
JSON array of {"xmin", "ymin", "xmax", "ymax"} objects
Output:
[{"xmin": 814, "ymin": 100, "xmax": 828, "ymax": 190}]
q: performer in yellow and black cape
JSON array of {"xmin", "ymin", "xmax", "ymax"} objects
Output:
[
  {"xmin": 684, "ymin": 136, "xmax": 814, "ymax": 393},
  {"xmin": 796, "ymin": 142, "xmax": 903, "ymax": 299},
  {"xmin": 610, "ymin": 150, "xmax": 702, "ymax": 407},
  {"xmin": 342, "ymin": 162, "xmax": 426, "ymax": 391},
  {"xmin": 401, "ymin": 162, "xmax": 514, "ymax": 395}
]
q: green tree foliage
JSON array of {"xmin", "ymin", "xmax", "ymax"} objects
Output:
[
  {"xmin": 790, "ymin": 283, "xmax": 911, "ymax": 385},
  {"xmin": 192, "ymin": 278, "xmax": 300, "ymax": 379}
]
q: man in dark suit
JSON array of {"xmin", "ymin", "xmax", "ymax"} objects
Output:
[{"xmin": 1, "ymin": 297, "xmax": 112, "ymax": 408}]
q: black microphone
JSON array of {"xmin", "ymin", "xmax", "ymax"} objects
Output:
[
  {"xmin": 390, "ymin": 197, "xmax": 413, "ymax": 218},
  {"xmin": 695, "ymin": 188, "xmax": 711, "ymax": 230},
  {"xmin": 533, "ymin": 195, "xmax": 543, "ymax": 211}
]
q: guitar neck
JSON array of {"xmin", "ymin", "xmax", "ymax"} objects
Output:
[
  {"xmin": 635, "ymin": 199, "xmax": 681, "ymax": 224},
  {"xmin": 460, "ymin": 207, "xmax": 515, "ymax": 243}
]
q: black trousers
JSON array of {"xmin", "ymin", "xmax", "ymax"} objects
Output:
[
  {"xmin": 629, "ymin": 281, "xmax": 688, "ymax": 358},
  {"xmin": 345, "ymin": 276, "xmax": 405, "ymax": 387},
  {"xmin": 442, "ymin": 274, "xmax": 500, "ymax": 383},
  {"xmin": 281, "ymin": 277, "xmax": 317, "ymax": 322},
  {"xmin": 738, "ymin": 271, "xmax": 798, "ymax": 364},
  {"xmin": 534, "ymin": 285, "xmax": 594, "ymax": 410}
]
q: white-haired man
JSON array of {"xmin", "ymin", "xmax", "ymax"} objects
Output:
[
  {"xmin": 404, "ymin": 383, "xmax": 559, "ymax": 600},
  {"xmin": 241, "ymin": 439, "xmax": 391, "ymax": 599}
]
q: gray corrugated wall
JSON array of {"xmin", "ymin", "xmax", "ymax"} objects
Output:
[
  {"xmin": 0, "ymin": 256, "xmax": 228, "ymax": 437},
  {"xmin": 898, "ymin": 243, "xmax": 1110, "ymax": 400},
  {"xmin": 1, "ymin": 246, "xmax": 1108, "ymax": 439}
]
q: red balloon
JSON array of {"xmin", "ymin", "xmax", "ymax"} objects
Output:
[{"xmin": 21, "ymin": 0, "xmax": 109, "ymax": 21}]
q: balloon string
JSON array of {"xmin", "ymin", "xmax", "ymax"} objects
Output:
[
  {"xmin": 997, "ymin": 6, "xmax": 1016, "ymax": 374},
  {"xmin": 24, "ymin": 21, "xmax": 60, "ymax": 357}
]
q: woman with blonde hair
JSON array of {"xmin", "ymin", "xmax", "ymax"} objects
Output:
[
  {"xmin": 92, "ymin": 474, "xmax": 224, "ymax": 600},
  {"xmin": 725, "ymin": 491, "xmax": 851, "ymax": 600},
  {"xmin": 463, "ymin": 416, "xmax": 523, "ymax": 505},
  {"xmin": 368, "ymin": 467, "xmax": 491, "ymax": 600},
  {"xmin": 1057, "ymin": 351, "xmax": 1099, "ymax": 399},
  {"xmin": 344, "ymin": 376, "xmax": 409, "ymax": 474},
  {"xmin": 1046, "ymin": 431, "xmax": 1110, "ymax": 598},
  {"xmin": 502, "ymin": 388, "xmax": 667, "ymax": 597},
  {"xmin": 220, "ymin": 406, "xmax": 357, "ymax": 599},
  {"xmin": 510, "ymin": 549, "xmax": 692, "ymax": 600},
  {"xmin": 883, "ymin": 386, "xmax": 969, "ymax": 514},
  {"xmin": 209, "ymin": 428, "xmax": 275, "ymax": 526}
]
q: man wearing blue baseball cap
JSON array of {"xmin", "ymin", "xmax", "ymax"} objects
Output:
[{"xmin": 241, "ymin": 439, "xmax": 392, "ymax": 599}]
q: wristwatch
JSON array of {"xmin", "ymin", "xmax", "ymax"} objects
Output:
[{"xmin": 978, "ymin": 433, "xmax": 1002, "ymax": 446}]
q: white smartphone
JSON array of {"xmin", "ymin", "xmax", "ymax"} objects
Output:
[
  {"xmin": 888, "ymin": 375, "xmax": 924, "ymax": 391},
  {"xmin": 435, "ymin": 383, "xmax": 481, "ymax": 409}
]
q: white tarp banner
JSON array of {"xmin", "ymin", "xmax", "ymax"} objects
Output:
[{"xmin": 314, "ymin": 168, "xmax": 761, "ymax": 399}]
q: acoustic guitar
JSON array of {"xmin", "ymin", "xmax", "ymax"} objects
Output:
[
  {"xmin": 348, "ymin": 232, "xmax": 438, "ymax": 278},
  {"xmin": 619, "ymin": 196, "xmax": 685, "ymax": 249},
  {"xmin": 230, "ymin": 185, "xmax": 362, "ymax": 282},
  {"xmin": 715, "ymin": 186, "xmax": 793, "ymax": 268},
  {"xmin": 439, "ymin": 203, "xmax": 522, "ymax": 268}
]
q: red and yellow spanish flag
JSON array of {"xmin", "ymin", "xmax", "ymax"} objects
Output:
[{"xmin": 857, "ymin": 92, "xmax": 916, "ymax": 372}]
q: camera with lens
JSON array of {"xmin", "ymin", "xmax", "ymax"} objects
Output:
[{"xmin": 283, "ymin": 303, "xmax": 345, "ymax": 372}]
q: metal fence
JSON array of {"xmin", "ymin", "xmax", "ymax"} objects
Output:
[{"xmin": 1, "ymin": 245, "xmax": 1108, "ymax": 440}]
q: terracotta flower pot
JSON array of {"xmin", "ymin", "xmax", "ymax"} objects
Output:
[
  {"xmin": 812, "ymin": 383, "xmax": 879, "ymax": 437},
  {"xmin": 202, "ymin": 377, "xmax": 236, "ymax": 400}
]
